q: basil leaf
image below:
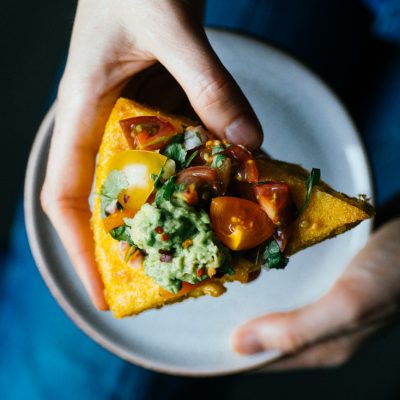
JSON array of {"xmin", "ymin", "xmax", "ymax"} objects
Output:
[
  {"xmin": 261, "ymin": 240, "xmax": 289, "ymax": 270},
  {"xmin": 163, "ymin": 143, "xmax": 187, "ymax": 169},
  {"xmin": 100, "ymin": 170, "xmax": 129, "ymax": 217},
  {"xmin": 298, "ymin": 168, "xmax": 320, "ymax": 215}
]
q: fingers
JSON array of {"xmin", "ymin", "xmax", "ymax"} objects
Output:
[
  {"xmin": 233, "ymin": 220, "xmax": 400, "ymax": 355},
  {"xmin": 232, "ymin": 284, "xmax": 363, "ymax": 355},
  {"xmin": 258, "ymin": 325, "xmax": 377, "ymax": 372},
  {"xmin": 147, "ymin": 9, "xmax": 263, "ymax": 150},
  {"xmin": 41, "ymin": 99, "xmax": 107, "ymax": 310},
  {"xmin": 41, "ymin": 89, "xmax": 121, "ymax": 310}
]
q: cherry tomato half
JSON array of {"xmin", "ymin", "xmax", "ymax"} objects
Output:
[
  {"xmin": 254, "ymin": 182, "xmax": 293, "ymax": 225},
  {"xmin": 223, "ymin": 144, "xmax": 259, "ymax": 183},
  {"xmin": 106, "ymin": 150, "xmax": 167, "ymax": 213},
  {"xmin": 210, "ymin": 197, "xmax": 275, "ymax": 251},
  {"xmin": 119, "ymin": 116, "xmax": 178, "ymax": 150}
]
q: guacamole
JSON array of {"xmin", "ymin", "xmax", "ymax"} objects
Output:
[{"xmin": 124, "ymin": 201, "xmax": 228, "ymax": 293}]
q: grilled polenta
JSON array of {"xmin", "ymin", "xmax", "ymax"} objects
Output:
[{"xmin": 91, "ymin": 98, "xmax": 374, "ymax": 318}]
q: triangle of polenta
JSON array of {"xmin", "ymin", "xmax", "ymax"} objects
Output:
[{"xmin": 92, "ymin": 98, "xmax": 374, "ymax": 317}]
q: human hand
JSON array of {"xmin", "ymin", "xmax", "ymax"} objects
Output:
[
  {"xmin": 233, "ymin": 219, "xmax": 400, "ymax": 370},
  {"xmin": 40, "ymin": 0, "xmax": 263, "ymax": 309}
]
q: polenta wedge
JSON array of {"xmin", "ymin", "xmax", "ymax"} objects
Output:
[{"xmin": 92, "ymin": 98, "xmax": 374, "ymax": 318}]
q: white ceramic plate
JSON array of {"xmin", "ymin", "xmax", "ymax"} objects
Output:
[{"xmin": 24, "ymin": 29, "xmax": 373, "ymax": 376}]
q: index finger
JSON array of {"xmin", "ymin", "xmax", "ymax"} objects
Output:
[{"xmin": 41, "ymin": 94, "xmax": 116, "ymax": 310}]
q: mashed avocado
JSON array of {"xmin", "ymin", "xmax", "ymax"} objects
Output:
[{"xmin": 124, "ymin": 201, "xmax": 228, "ymax": 293}]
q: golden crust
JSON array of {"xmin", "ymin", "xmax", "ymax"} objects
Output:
[
  {"xmin": 256, "ymin": 158, "xmax": 374, "ymax": 255},
  {"xmin": 92, "ymin": 98, "xmax": 374, "ymax": 317}
]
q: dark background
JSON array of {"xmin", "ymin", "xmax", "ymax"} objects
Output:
[{"xmin": 1, "ymin": 0, "xmax": 400, "ymax": 399}]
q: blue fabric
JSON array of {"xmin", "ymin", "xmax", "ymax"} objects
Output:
[
  {"xmin": 362, "ymin": 52, "xmax": 400, "ymax": 204},
  {"xmin": 1, "ymin": 1, "xmax": 400, "ymax": 399},
  {"xmin": 0, "ymin": 205, "xmax": 157, "ymax": 400},
  {"xmin": 363, "ymin": 0, "xmax": 400, "ymax": 44}
]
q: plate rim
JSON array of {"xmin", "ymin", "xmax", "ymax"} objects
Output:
[{"xmin": 24, "ymin": 29, "xmax": 374, "ymax": 377}]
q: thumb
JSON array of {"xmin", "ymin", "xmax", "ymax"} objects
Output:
[
  {"xmin": 233, "ymin": 219, "xmax": 400, "ymax": 355},
  {"xmin": 154, "ymin": 26, "xmax": 263, "ymax": 150},
  {"xmin": 232, "ymin": 288, "xmax": 358, "ymax": 355}
]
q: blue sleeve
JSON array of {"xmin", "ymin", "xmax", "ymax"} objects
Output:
[{"xmin": 362, "ymin": 0, "xmax": 400, "ymax": 45}]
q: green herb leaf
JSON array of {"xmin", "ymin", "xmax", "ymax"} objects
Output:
[
  {"xmin": 155, "ymin": 176, "xmax": 178, "ymax": 206},
  {"xmin": 184, "ymin": 150, "xmax": 199, "ymax": 167},
  {"xmin": 100, "ymin": 170, "xmax": 129, "ymax": 217},
  {"xmin": 170, "ymin": 133, "xmax": 184, "ymax": 144},
  {"xmin": 261, "ymin": 240, "xmax": 289, "ymax": 270},
  {"xmin": 151, "ymin": 165, "xmax": 165, "ymax": 190},
  {"xmin": 298, "ymin": 168, "xmax": 320, "ymax": 215},
  {"xmin": 211, "ymin": 154, "xmax": 227, "ymax": 169},
  {"xmin": 109, "ymin": 224, "xmax": 134, "ymax": 245},
  {"xmin": 211, "ymin": 144, "xmax": 225, "ymax": 155},
  {"xmin": 163, "ymin": 143, "xmax": 187, "ymax": 169}
]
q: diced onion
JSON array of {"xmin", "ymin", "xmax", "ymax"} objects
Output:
[
  {"xmin": 105, "ymin": 199, "xmax": 118, "ymax": 215},
  {"xmin": 184, "ymin": 126, "xmax": 207, "ymax": 150}
]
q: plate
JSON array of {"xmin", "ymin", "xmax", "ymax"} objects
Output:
[{"xmin": 24, "ymin": 29, "xmax": 373, "ymax": 376}]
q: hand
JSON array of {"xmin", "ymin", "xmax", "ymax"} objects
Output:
[
  {"xmin": 41, "ymin": 0, "xmax": 263, "ymax": 309},
  {"xmin": 233, "ymin": 219, "xmax": 400, "ymax": 370}
]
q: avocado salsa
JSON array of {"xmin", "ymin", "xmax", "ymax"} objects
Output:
[{"xmin": 125, "ymin": 200, "xmax": 229, "ymax": 294}]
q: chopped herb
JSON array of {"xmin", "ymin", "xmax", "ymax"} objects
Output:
[
  {"xmin": 218, "ymin": 259, "xmax": 235, "ymax": 276},
  {"xmin": 170, "ymin": 133, "xmax": 184, "ymax": 144},
  {"xmin": 155, "ymin": 176, "xmax": 178, "ymax": 206},
  {"xmin": 109, "ymin": 224, "xmax": 134, "ymax": 245},
  {"xmin": 151, "ymin": 165, "xmax": 165, "ymax": 190},
  {"xmin": 211, "ymin": 154, "xmax": 227, "ymax": 169},
  {"xmin": 298, "ymin": 168, "xmax": 320, "ymax": 215},
  {"xmin": 261, "ymin": 240, "xmax": 289, "ymax": 270},
  {"xmin": 211, "ymin": 144, "xmax": 225, "ymax": 155},
  {"xmin": 163, "ymin": 143, "xmax": 187, "ymax": 169},
  {"xmin": 100, "ymin": 170, "xmax": 129, "ymax": 217},
  {"xmin": 184, "ymin": 150, "xmax": 199, "ymax": 167}
]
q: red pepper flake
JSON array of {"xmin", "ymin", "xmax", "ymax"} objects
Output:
[
  {"xmin": 160, "ymin": 254, "xmax": 173, "ymax": 262},
  {"xmin": 155, "ymin": 226, "xmax": 164, "ymax": 234},
  {"xmin": 162, "ymin": 233, "xmax": 170, "ymax": 241},
  {"xmin": 197, "ymin": 268, "xmax": 204, "ymax": 277},
  {"xmin": 123, "ymin": 194, "xmax": 130, "ymax": 203}
]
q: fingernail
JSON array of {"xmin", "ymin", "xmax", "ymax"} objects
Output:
[
  {"xmin": 225, "ymin": 114, "xmax": 263, "ymax": 150},
  {"xmin": 234, "ymin": 330, "xmax": 264, "ymax": 355}
]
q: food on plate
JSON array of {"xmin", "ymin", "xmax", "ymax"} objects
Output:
[{"xmin": 91, "ymin": 98, "xmax": 374, "ymax": 317}]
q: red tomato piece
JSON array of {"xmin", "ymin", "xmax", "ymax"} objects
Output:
[
  {"xmin": 176, "ymin": 166, "xmax": 223, "ymax": 204},
  {"xmin": 255, "ymin": 182, "xmax": 293, "ymax": 225},
  {"xmin": 222, "ymin": 145, "xmax": 259, "ymax": 182},
  {"xmin": 119, "ymin": 116, "xmax": 177, "ymax": 150}
]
